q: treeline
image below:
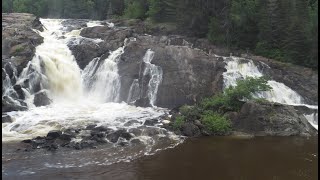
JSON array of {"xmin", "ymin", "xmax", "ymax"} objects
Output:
[{"xmin": 2, "ymin": 0, "xmax": 318, "ymax": 69}]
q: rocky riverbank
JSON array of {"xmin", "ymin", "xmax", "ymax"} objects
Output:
[{"xmin": 1, "ymin": 14, "xmax": 318, "ymax": 150}]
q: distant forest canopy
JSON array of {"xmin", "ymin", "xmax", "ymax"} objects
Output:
[{"xmin": 2, "ymin": 0, "xmax": 318, "ymax": 69}]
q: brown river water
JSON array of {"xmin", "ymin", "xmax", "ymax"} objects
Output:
[{"xmin": 2, "ymin": 136, "xmax": 318, "ymax": 180}]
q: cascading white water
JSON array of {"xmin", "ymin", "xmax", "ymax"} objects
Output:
[
  {"xmin": 2, "ymin": 19, "xmax": 180, "ymax": 151},
  {"xmin": 142, "ymin": 49, "xmax": 163, "ymax": 106},
  {"xmin": 127, "ymin": 79, "xmax": 140, "ymax": 103},
  {"xmin": 223, "ymin": 56, "xmax": 318, "ymax": 129},
  {"xmin": 16, "ymin": 19, "xmax": 83, "ymax": 103},
  {"xmin": 82, "ymin": 46, "xmax": 124, "ymax": 103}
]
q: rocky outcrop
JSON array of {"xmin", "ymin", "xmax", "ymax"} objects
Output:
[
  {"xmin": 230, "ymin": 101, "xmax": 317, "ymax": 136},
  {"xmin": 2, "ymin": 13, "xmax": 44, "ymax": 74},
  {"xmin": 117, "ymin": 35, "xmax": 225, "ymax": 108},
  {"xmin": 164, "ymin": 101, "xmax": 317, "ymax": 137},
  {"xmin": 74, "ymin": 23, "xmax": 226, "ymax": 108},
  {"xmin": 2, "ymin": 13, "xmax": 44, "ymax": 112}
]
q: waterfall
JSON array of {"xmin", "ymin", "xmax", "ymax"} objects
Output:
[
  {"xmin": 82, "ymin": 46, "xmax": 124, "ymax": 103},
  {"xmin": 142, "ymin": 49, "xmax": 163, "ymax": 106},
  {"xmin": 13, "ymin": 19, "xmax": 83, "ymax": 104},
  {"xmin": 127, "ymin": 79, "xmax": 140, "ymax": 103},
  {"xmin": 223, "ymin": 57, "xmax": 314, "ymax": 106},
  {"xmin": 223, "ymin": 56, "xmax": 318, "ymax": 129},
  {"xmin": 304, "ymin": 113, "xmax": 318, "ymax": 130}
]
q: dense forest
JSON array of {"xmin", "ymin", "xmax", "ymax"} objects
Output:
[{"xmin": 2, "ymin": 0, "xmax": 318, "ymax": 69}]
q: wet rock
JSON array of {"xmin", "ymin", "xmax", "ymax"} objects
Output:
[
  {"xmin": 93, "ymin": 126, "xmax": 112, "ymax": 132},
  {"xmin": 124, "ymin": 120, "xmax": 141, "ymax": 126},
  {"xmin": 106, "ymin": 130, "xmax": 133, "ymax": 143},
  {"xmin": 139, "ymin": 126, "xmax": 161, "ymax": 136},
  {"xmin": 143, "ymin": 119, "xmax": 158, "ymax": 126},
  {"xmin": 118, "ymin": 141, "xmax": 129, "ymax": 146},
  {"xmin": 80, "ymin": 140, "xmax": 98, "ymax": 148},
  {"xmin": 2, "ymin": 96, "xmax": 28, "ymax": 112},
  {"xmin": 32, "ymin": 136, "xmax": 46, "ymax": 145},
  {"xmin": 2, "ymin": 114, "xmax": 13, "ymax": 123},
  {"xmin": 85, "ymin": 124, "xmax": 97, "ymax": 130},
  {"xmin": 59, "ymin": 133, "xmax": 73, "ymax": 141},
  {"xmin": 181, "ymin": 122, "xmax": 201, "ymax": 137},
  {"xmin": 22, "ymin": 139, "xmax": 32, "ymax": 143},
  {"xmin": 13, "ymin": 84, "xmax": 25, "ymax": 100},
  {"xmin": 46, "ymin": 130, "xmax": 62, "ymax": 140},
  {"xmin": 91, "ymin": 131, "xmax": 105, "ymax": 138},
  {"xmin": 47, "ymin": 143, "xmax": 59, "ymax": 151},
  {"xmin": 33, "ymin": 90, "xmax": 52, "ymax": 107},
  {"xmin": 128, "ymin": 128, "xmax": 142, "ymax": 136},
  {"xmin": 134, "ymin": 97, "xmax": 151, "ymax": 107},
  {"xmin": 233, "ymin": 101, "xmax": 318, "ymax": 136},
  {"xmin": 130, "ymin": 138, "xmax": 143, "ymax": 145}
]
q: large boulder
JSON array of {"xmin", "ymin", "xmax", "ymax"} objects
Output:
[
  {"xmin": 68, "ymin": 38, "xmax": 107, "ymax": 69},
  {"xmin": 232, "ymin": 101, "xmax": 317, "ymax": 136},
  {"xmin": 33, "ymin": 90, "xmax": 52, "ymax": 107}
]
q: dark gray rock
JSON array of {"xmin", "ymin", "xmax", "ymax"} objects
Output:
[
  {"xmin": 143, "ymin": 119, "xmax": 158, "ymax": 126},
  {"xmin": 181, "ymin": 122, "xmax": 201, "ymax": 137},
  {"xmin": 232, "ymin": 101, "xmax": 317, "ymax": 136},
  {"xmin": 2, "ymin": 96, "xmax": 28, "ymax": 112},
  {"xmin": 33, "ymin": 90, "xmax": 52, "ymax": 107},
  {"xmin": 13, "ymin": 84, "xmax": 25, "ymax": 100},
  {"xmin": 124, "ymin": 120, "xmax": 141, "ymax": 126},
  {"xmin": 2, "ymin": 114, "xmax": 13, "ymax": 123},
  {"xmin": 134, "ymin": 97, "xmax": 151, "ymax": 107},
  {"xmin": 106, "ymin": 129, "xmax": 132, "ymax": 143},
  {"xmin": 46, "ymin": 130, "xmax": 62, "ymax": 140}
]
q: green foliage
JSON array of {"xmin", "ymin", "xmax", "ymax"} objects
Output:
[
  {"xmin": 207, "ymin": 16, "xmax": 226, "ymax": 45},
  {"xmin": 201, "ymin": 111, "xmax": 231, "ymax": 134},
  {"xmin": 201, "ymin": 76, "xmax": 272, "ymax": 111},
  {"xmin": 173, "ymin": 115, "xmax": 185, "ymax": 129},
  {"xmin": 4, "ymin": 0, "xmax": 318, "ymax": 69},
  {"xmin": 123, "ymin": 0, "xmax": 147, "ymax": 19},
  {"xmin": 179, "ymin": 105, "xmax": 201, "ymax": 120}
]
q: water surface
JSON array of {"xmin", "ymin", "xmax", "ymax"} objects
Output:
[{"xmin": 2, "ymin": 136, "xmax": 317, "ymax": 180}]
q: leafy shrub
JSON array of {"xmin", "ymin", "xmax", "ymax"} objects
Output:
[
  {"xmin": 201, "ymin": 76, "xmax": 272, "ymax": 111},
  {"xmin": 173, "ymin": 115, "xmax": 185, "ymax": 129},
  {"xmin": 201, "ymin": 111, "xmax": 231, "ymax": 134},
  {"xmin": 179, "ymin": 105, "xmax": 201, "ymax": 120}
]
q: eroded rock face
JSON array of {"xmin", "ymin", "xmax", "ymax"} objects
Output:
[
  {"xmin": 2, "ymin": 13, "xmax": 44, "ymax": 74},
  {"xmin": 118, "ymin": 35, "xmax": 225, "ymax": 108},
  {"xmin": 232, "ymin": 101, "xmax": 317, "ymax": 136}
]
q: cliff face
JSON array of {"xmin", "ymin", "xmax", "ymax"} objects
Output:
[
  {"xmin": 2, "ymin": 13, "xmax": 44, "ymax": 112},
  {"xmin": 77, "ymin": 25, "xmax": 226, "ymax": 108},
  {"xmin": 2, "ymin": 13, "xmax": 43, "ymax": 74}
]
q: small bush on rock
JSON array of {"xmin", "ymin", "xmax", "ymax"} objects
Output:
[
  {"xmin": 201, "ymin": 111, "xmax": 231, "ymax": 134},
  {"xmin": 173, "ymin": 115, "xmax": 185, "ymax": 129}
]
